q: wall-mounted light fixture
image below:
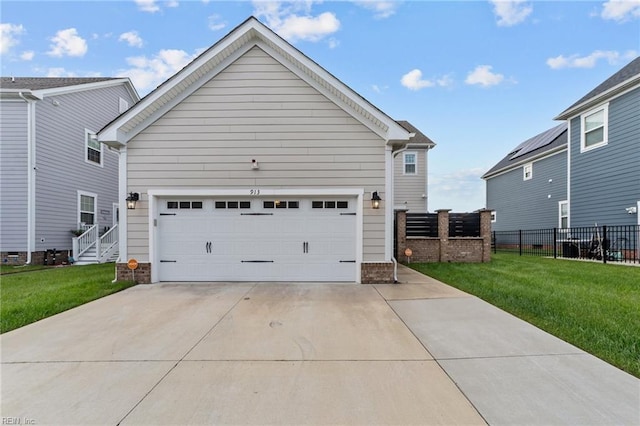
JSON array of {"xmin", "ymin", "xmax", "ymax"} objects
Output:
[
  {"xmin": 126, "ymin": 192, "xmax": 139, "ymax": 210},
  {"xmin": 251, "ymin": 159, "xmax": 259, "ymax": 170},
  {"xmin": 371, "ymin": 191, "xmax": 381, "ymax": 209},
  {"xmin": 625, "ymin": 206, "xmax": 637, "ymax": 214}
]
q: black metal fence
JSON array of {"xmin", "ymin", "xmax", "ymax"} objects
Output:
[{"xmin": 492, "ymin": 225, "xmax": 640, "ymax": 264}]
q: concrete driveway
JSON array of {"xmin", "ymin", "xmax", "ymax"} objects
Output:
[{"xmin": 2, "ymin": 266, "xmax": 638, "ymax": 425}]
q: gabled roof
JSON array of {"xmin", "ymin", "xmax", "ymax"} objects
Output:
[
  {"xmin": 555, "ymin": 56, "xmax": 640, "ymax": 120},
  {"xmin": 396, "ymin": 120, "xmax": 436, "ymax": 148},
  {"xmin": 0, "ymin": 77, "xmax": 139, "ymax": 101},
  {"xmin": 482, "ymin": 123, "xmax": 567, "ymax": 179},
  {"xmin": 99, "ymin": 16, "xmax": 411, "ymax": 147}
]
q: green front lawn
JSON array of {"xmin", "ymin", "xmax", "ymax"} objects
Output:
[
  {"xmin": 1, "ymin": 263, "xmax": 135, "ymax": 333},
  {"xmin": 1, "ymin": 264, "xmax": 52, "ymax": 275},
  {"xmin": 411, "ymin": 253, "xmax": 640, "ymax": 378}
]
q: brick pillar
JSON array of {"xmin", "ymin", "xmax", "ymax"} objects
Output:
[
  {"xmin": 479, "ymin": 209, "xmax": 493, "ymax": 262},
  {"xmin": 437, "ymin": 209, "xmax": 451, "ymax": 262},
  {"xmin": 395, "ymin": 209, "xmax": 407, "ymax": 263}
]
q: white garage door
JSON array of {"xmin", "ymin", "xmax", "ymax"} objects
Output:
[{"xmin": 157, "ymin": 198, "xmax": 357, "ymax": 282}]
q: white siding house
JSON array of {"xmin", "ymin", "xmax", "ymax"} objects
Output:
[{"xmin": 99, "ymin": 17, "xmax": 418, "ymax": 283}]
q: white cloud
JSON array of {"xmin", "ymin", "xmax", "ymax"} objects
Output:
[
  {"xmin": 45, "ymin": 67, "xmax": 76, "ymax": 77},
  {"xmin": 253, "ymin": 1, "xmax": 340, "ymax": 43},
  {"xmin": 47, "ymin": 28, "xmax": 87, "ymax": 57},
  {"xmin": 429, "ymin": 167, "xmax": 487, "ymax": 212},
  {"xmin": 401, "ymin": 69, "xmax": 453, "ymax": 91},
  {"xmin": 489, "ymin": 0, "xmax": 533, "ymax": 26},
  {"xmin": 135, "ymin": 0, "xmax": 160, "ymax": 13},
  {"xmin": 601, "ymin": 0, "xmax": 640, "ymax": 21},
  {"xmin": 20, "ymin": 50, "xmax": 34, "ymax": 61},
  {"xmin": 276, "ymin": 12, "xmax": 341, "ymax": 42},
  {"xmin": 119, "ymin": 31, "xmax": 144, "ymax": 48},
  {"xmin": 465, "ymin": 65, "xmax": 505, "ymax": 87},
  {"xmin": 353, "ymin": 1, "xmax": 400, "ymax": 19},
  {"xmin": 546, "ymin": 50, "xmax": 638, "ymax": 69},
  {"xmin": 401, "ymin": 69, "xmax": 435, "ymax": 90},
  {"xmin": 0, "ymin": 23, "xmax": 25, "ymax": 55},
  {"xmin": 372, "ymin": 84, "xmax": 388, "ymax": 93},
  {"xmin": 117, "ymin": 49, "xmax": 198, "ymax": 93},
  {"xmin": 328, "ymin": 37, "xmax": 340, "ymax": 49},
  {"xmin": 166, "ymin": 0, "xmax": 179, "ymax": 7},
  {"xmin": 208, "ymin": 14, "xmax": 227, "ymax": 31}
]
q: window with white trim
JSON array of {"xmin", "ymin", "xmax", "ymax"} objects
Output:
[
  {"xmin": 403, "ymin": 152, "xmax": 417, "ymax": 175},
  {"xmin": 559, "ymin": 201, "xmax": 569, "ymax": 229},
  {"xmin": 78, "ymin": 192, "xmax": 96, "ymax": 226},
  {"xmin": 491, "ymin": 211, "xmax": 497, "ymax": 223},
  {"xmin": 523, "ymin": 163, "xmax": 532, "ymax": 181},
  {"xmin": 85, "ymin": 129, "xmax": 102, "ymax": 166},
  {"xmin": 581, "ymin": 104, "xmax": 608, "ymax": 152}
]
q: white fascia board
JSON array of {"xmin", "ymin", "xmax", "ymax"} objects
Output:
[
  {"xmin": 32, "ymin": 78, "xmax": 136, "ymax": 98},
  {"xmin": 0, "ymin": 90, "xmax": 42, "ymax": 100},
  {"xmin": 555, "ymin": 78, "xmax": 640, "ymax": 120}
]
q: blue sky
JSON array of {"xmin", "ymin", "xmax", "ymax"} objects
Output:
[{"xmin": 2, "ymin": 1, "xmax": 639, "ymax": 211}]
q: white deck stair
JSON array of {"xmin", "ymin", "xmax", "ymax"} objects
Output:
[{"xmin": 72, "ymin": 224, "xmax": 119, "ymax": 265}]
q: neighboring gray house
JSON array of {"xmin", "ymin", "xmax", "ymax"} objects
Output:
[
  {"xmin": 555, "ymin": 56, "xmax": 640, "ymax": 228},
  {"xmin": 0, "ymin": 77, "xmax": 139, "ymax": 265},
  {"xmin": 98, "ymin": 17, "xmax": 425, "ymax": 284},
  {"xmin": 483, "ymin": 123, "xmax": 568, "ymax": 231},
  {"xmin": 393, "ymin": 120, "xmax": 436, "ymax": 212},
  {"xmin": 484, "ymin": 56, "xmax": 639, "ymax": 231}
]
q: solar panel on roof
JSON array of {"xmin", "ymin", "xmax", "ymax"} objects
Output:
[{"xmin": 509, "ymin": 123, "xmax": 567, "ymax": 160}]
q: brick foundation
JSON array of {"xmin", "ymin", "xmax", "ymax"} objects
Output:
[
  {"xmin": 116, "ymin": 262, "xmax": 151, "ymax": 284},
  {"xmin": 361, "ymin": 262, "xmax": 394, "ymax": 284},
  {"xmin": 2, "ymin": 250, "xmax": 70, "ymax": 266}
]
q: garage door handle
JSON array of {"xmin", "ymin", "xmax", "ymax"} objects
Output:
[
  {"xmin": 340, "ymin": 213, "xmax": 356, "ymax": 216},
  {"xmin": 160, "ymin": 260, "xmax": 177, "ymax": 263},
  {"xmin": 241, "ymin": 260, "xmax": 274, "ymax": 263},
  {"xmin": 340, "ymin": 260, "xmax": 356, "ymax": 263}
]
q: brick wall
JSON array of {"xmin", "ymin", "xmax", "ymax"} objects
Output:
[
  {"xmin": 396, "ymin": 209, "xmax": 493, "ymax": 263},
  {"xmin": 361, "ymin": 262, "xmax": 394, "ymax": 284},
  {"xmin": 116, "ymin": 262, "xmax": 151, "ymax": 284},
  {"xmin": 1, "ymin": 250, "xmax": 70, "ymax": 266}
]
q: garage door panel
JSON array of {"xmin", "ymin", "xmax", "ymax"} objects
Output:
[{"xmin": 157, "ymin": 197, "xmax": 357, "ymax": 282}]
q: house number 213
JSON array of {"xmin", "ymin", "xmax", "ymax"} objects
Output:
[{"xmin": 249, "ymin": 189, "xmax": 260, "ymax": 196}]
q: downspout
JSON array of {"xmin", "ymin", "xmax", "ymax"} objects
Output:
[
  {"xmin": 18, "ymin": 92, "xmax": 36, "ymax": 265},
  {"xmin": 111, "ymin": 145, "xmax": 125, "ymax": 283},
  {"xmin": 389, "ymin": 145, "xmax": 410, "ymax": 283}
]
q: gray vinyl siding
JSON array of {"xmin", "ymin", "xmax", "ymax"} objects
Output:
[
  {"xmin": 486, "ymin": 151, "xmax": 568, "ymax": 231},
  {"xmin": 569, "ymin": 87, "xmax": 640, "ymax": 227},
  {"xmin": 394, "ymin": 149, "xmax": 427, "ymax": 212},
  {"xmin": 127, "ymin": 46, "xmax": 387, "ymax": 262},
  {"xmin": 0, "ymin": 101, "xmax": 29, "ymax": 251},
  {"xmin": 34, "ymin": 85, "xmax": 136, "ymax": 251}
]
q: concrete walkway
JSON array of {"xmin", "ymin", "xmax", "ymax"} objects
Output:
[{"xmin": 1, "ymin": 267, "xmax": 638, "ymax": 425}]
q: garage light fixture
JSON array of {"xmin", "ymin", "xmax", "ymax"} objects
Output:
[
  {"xmin": 371, "ymin": 191, "xmax": 381, "ymax": 209},
  {"xmin": 126, "ymin": 192, "xmax": 139, "ymax": 210}
]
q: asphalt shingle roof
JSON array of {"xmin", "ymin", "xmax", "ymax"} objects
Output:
[
  {"xmin": 556, "ymin": 56, "xmax": 640, "ymax": 118},
  {"xmin": 396, "ymin": 120, "xmax": 436, "ymax": 147}
]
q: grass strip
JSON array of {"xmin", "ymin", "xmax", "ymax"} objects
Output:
[
  {"xmin": 411, "ymin": 253, "xmax": 640, "ymax": 378},
  {"xmin": 1, "ymin": 263, "xmax": 135, "ymax": 333}
]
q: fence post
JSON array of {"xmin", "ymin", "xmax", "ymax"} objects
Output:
[
  {"xmin": 493, "ymin": 231, "xmax": 497, "ymax": 254},
  {"xmin": 553, "ymin": 228, "xmax": 557, "ymax": 259},
  {"xmin": 602, "ymin": 225, "xmax": 607, "ymax": 264},
  {"xmin": 519, "ymin": 229, "xmax": 522, "ymax": 256}
]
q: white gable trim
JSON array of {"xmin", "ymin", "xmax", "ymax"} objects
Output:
[{"xmin": 99, "ymin": 17, "xmax": 409, "ymax": 147}]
